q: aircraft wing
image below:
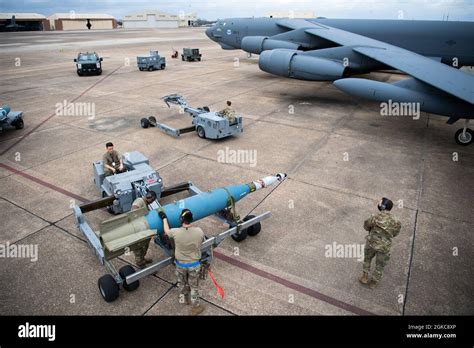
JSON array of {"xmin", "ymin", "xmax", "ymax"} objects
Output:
[
  {"xmin": 276, "ymin": 18, "xmax": 320, "ymax": 30},
  {"xmin": 276, "ymin": 19, "xmax": 474, "ymax": 105}
]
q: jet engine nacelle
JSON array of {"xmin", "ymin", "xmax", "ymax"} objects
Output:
[
  {"xmin": 259, "ymin": 49, "xmax": 346, "ymax": 81},
  {"xmin": 241, "ymin": 36, "xmax": 300, "ymax": 55},
  {"xmin": 333, "ymin": 78, "xmax": 474, "ymax": 118}
]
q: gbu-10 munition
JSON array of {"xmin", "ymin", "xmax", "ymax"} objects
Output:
[
  {"xmin": 75, "ymin": 171, "xmax": 287, "ymax": 302},
  {"xmin": 99, "ymin": 173, "xmax": 287, "ymax": 257},
  {"xmin": 147, "ymin": 172, "xmax": 287, "ymax": 231}
]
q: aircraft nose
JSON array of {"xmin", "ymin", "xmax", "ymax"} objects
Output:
[{"xmin": 206, "ymin": 27, "xmax": 214, "ymax": 40}]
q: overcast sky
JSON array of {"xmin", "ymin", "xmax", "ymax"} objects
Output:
[{"xmin": 2, "ymin": 0, "xmax": 474, "ymax": 21}]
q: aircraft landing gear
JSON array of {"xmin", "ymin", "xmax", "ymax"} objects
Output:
[{"xmin": 455, "ymin": 119, "xmax": 473, "ymax": 146}]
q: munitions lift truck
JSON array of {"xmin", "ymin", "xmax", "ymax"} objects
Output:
[
  {"xmin": 74, "ymin": 151, "xmax": 274, "ymax": 302},
  {"xmin": 0, "ymin": 105, "xmax": 24, "ymax": 131},
  {"xmin": 137, "ymin": 50, "xmax": 166, "ymax": 71},
  {"xmin": 93, "ymin": 151, "xmax": 164, "ymax": 215},
  {"xmin": 140, "ymin": 94, "xmax": 243, "ymax": 140}
]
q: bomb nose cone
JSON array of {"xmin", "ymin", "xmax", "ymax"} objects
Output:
[{"xmin": 249, "ymin": 173, "xmax": 287, "ymax": 192}]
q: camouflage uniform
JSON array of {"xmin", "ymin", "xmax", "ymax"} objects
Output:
[
  {"xmin": 168, "ymin": 227, "xmax": 205, "ymax": 307},
  {"xmin": 363, "ymin": 212, "xmax": 401, "ymax": 283},
  {"xmin": 175, "ymin": 265, "xmax": 201, "ymax": 306},
  {"xmin": 103, "ymin": 150, "xmax": 123, "ymax": 177},
  {"xmin": 131, "ymin": 197, "xmax": 151, "ymax": 267},
  {"xmin": 219, "ymin": 107, "xmax": 237, "ymax": 124}
]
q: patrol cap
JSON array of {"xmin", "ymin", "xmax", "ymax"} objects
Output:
[
  {"xmin": 379, "ymin": 197, "xmax": 394, "ymax": 211},
  {"xmin": 180, "ymin": 209, "xmax": 193, "ymax": 224}
]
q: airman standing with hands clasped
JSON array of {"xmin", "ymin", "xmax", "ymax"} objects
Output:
[{"xmin": 360, "ymin": 197, "xmax": 402, "ymax": 289}]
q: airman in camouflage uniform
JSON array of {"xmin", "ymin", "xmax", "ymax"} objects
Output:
[
  {"xmin": 103, "ymin": 142, "xmax": 126, "ymax": 177},
  {"xmin": 360, "ymin": 198, "xmax": 401, "ymax": 289},
  {"xmin": 161, "ymin": 209, "xmax": 207, "ymax": 316},
  {"xmin": 130, "ymin": 191, "xmax": 157, "ymax": 268},
  {"xmin": 219, "ymin": 101, "xmax": 237, "ymax": 124}
]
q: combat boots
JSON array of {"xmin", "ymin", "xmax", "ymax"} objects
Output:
[
  {"xmin": 368, "ymin": 279, "xmax": 379, "ymax": 289},
  {"xmin": 359, "ymin": 272, "xmax": 370, "ymax": 285},
  {"xmin": 190, "ymin": 304, "xmax": 206, "ymax": 316},
  {"xmin": 136, "ymin": 257, "xmax": 153, "ymax": 269}
]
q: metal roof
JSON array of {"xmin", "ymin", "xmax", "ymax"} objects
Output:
[
  {"xmin": 0, "ymin": 13, "xmax": 46, "ymax": 20},
  {"xmin": 48, "ymin": 13, "xmax": 115, "ymax": 20},
  {"xmin": 123, "ymin": 11, "xmax": 196, "ymax": 21}
]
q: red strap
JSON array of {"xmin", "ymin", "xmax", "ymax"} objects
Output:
[{"xmin": 208, "ymin": 269, "xmax": 225, "ymax": 299}]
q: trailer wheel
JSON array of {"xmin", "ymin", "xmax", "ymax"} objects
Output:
[
  {"xmin": 232, "ymin": 227, "xmax": 248, "ymax": 242},
  {"xmin": 161, "ymin": 64, "xmax": 166, "ymax": 70},
  {"xmin": 148, "ymin": 67, "xmax": 153, "ymax": 71},
  {"xmin": 197, "ymin": 126, "xmax": 206, "ymax": 139},
  {"xmin": 197, "ymin": 58, "xmax": 201, "ymax": 62},
  {"xmin": 98, "ymin": 274, "xmax": 120, "ymax": 302},
  {"xmin": 148, "ymin": 116, "xmax": 157, "ymax": 127},
  {"xmin": 243, "ymin": 215, "xmax": 261, "ymax": 237},
  {"xmin": 12, "ymin": 118, "xmax": 24, "ymax": 130},
  {"xmin": 141, "ymin": 118, "xmax": 150, "ymax": 129},
  {"xmin": 139, "ymin": 68, "xmax": 144, "ymax": 71},
  {"xmin": 119, "ymin": 265, "xmax": 140, "ymax": 292},
  {"xmin": 77, "ymin": 71, "xmax": 83, "ymax": 76}
]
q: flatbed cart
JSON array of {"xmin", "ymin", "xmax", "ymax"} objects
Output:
[
  {"xmin": 73, "ymin": 175, "xmax": 281, "ymax": 302},
  {"xmin": 140, "ymin": 94, "xmax": 243, "ymax": 140}
]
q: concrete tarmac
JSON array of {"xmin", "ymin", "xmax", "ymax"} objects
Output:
[{"xmin": 0, "ymin": 28, "xmax": 472, "ymax": 316}]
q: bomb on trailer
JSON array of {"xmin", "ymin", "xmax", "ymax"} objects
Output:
[{"xmin": 74, "ymin": 169, "xmax": 287, "ymax": 302}]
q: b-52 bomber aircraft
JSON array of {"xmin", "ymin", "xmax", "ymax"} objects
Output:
[{"xmin": 206, "ymin": 18, "xmax": 474, "ymax": 145}]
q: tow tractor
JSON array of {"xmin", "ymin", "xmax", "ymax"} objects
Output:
[
  {"xmin": 137, "ymin": 50, "xmax": 166, "ymax": 71},
  {"xmin": 140, "ymin": 94, "xmax": 243, "ymax": 140},
  {"xmin": 74, "ymin": 151, "xmax": 287, "ymax": 302},
  {"xmin": 181, "ymin": 48, "xmax": 202, "ymax": 62}
]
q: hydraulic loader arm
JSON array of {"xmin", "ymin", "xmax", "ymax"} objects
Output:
[{"xmin": 161, "ymin": 94, "xmax": 205, "ymax": 117}]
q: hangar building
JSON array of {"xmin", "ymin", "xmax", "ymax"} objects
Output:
[
  {"xmin": 48, "ymin": 13, "xmax": 116, "ymax": 31},
  {"xmin": 122, "ymin": 11, "xmax": 197, "ymax": 29},
  {"xmin": 0, "ymin": 13, "xmax": 49, "ymax": 31}
]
